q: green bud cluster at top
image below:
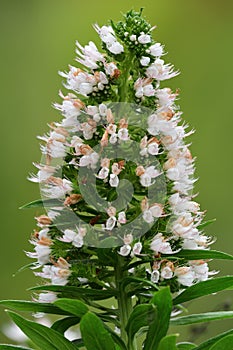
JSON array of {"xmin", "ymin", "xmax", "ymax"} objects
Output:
[{"xmin": 114, "ymin": 9, "xmax": 152, "ymax": 52}]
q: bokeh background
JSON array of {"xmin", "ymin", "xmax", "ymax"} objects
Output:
[{"xmin": 0, "ymin": 0, "xmax": 233, "ymax": 345}]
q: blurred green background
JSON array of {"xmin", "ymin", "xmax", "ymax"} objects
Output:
[{"xmin": 0, "ymin": 0, "xmax": 233, "ymax": 345}]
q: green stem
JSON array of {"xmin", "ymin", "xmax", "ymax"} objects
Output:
[
  {"xmin": 118, "ymin": 51, "xmax": 134, "ymax": 102},
  {"xmin": 115, "ymin": 50, "xmax": 137, "ymax": 349},
  {"xmin": 115, "ymin": 255, "xmax": 137, "ymax": 350}
]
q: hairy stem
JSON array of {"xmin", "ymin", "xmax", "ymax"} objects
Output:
[
  {"xmin": 115, "ymin": 255, "xmax": 137, "ymax": 349},
  {"xmin": 118, "ymin": 51, "xmax": 134, "ymax": 102}
]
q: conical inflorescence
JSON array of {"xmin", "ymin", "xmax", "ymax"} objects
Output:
[{"xmin": 27, "ymin": 10, "xmax": 215, "ymax": 304}]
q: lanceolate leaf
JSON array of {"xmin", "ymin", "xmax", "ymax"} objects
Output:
[
  {"xmin": 0, "ymin": 346, "xmax": 32, "ymax": 350},
  {"xmin": 7, "ymin": 311, "xmax": 77, "ymax": 350},
  {"xmin": 19, "ymin": 198, "xmax": 62, "ymax": 209},
  {"xmin": 54, "ymin": 298, "xmax": 88, "ymax": 317},
  {"xmin": 194, "ymin": 329, "xmax": 233, "ymax": 350},
  {"xmin": 176, "ymin": 343, "xmax": 196, "ymax": 350},
  {"xmin": 29, "ymin": 285, "xmax": 118, "ymax": 300},
  {"xmin": 144, "ymin": 287, "xmax": 172, "ymax": 350},
  {"xmin": 170, "ymin": 311, "xmax": 233, "ymax": 326},
  {"xmin": 209, "ymin": 335, "xmax": 233, "ymax": 350},
  {"xmin": 173, "ymin": 276, "xmax": 233, "ymax": 305},
  {"xmin": 125, "ymin": 304, "xmax": 156, "ymax": 345},
  {"xmin": 157, "ymin": 334, "xmax": 178, "ymax": 350},
  {"xmin": 171, "ymin": 250, "xmax": 233, "ymax": 261},
  {"xmin": 0, "ymin": 300, "xmax": 70, "ymax": 315},
  {"xmin": 197, "ymin": 219, "xmax": 216, "ymax": 230},
  {"xmin": 51, "ymin": 316, "xmax": 80, "ymax": 334},
  {"xmin": 122, "ymin": 276, "xmax": 159, "ymax": 292},
  {"xmin": 104, "ymin": 325, "xmax": 127, "ymax": 350},
  {"xmin": 80, "ymin": 311, "xmax": 116, "ymax": 350}
]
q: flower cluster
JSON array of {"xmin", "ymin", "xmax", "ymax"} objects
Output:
[{"xmin": 27, "ymin": 10, "xmax": 215, "ymax": 304}]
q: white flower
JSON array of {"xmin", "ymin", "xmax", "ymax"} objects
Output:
[
  {"xmin": 43, "ymin": 179, "xmax": 73, "ymax": 199},
  {"xmin": 119, "ymin": 244, "xmax": 131, "ymax": 256},
  {"xmin": 79, "ymin": 152, "xmax": 99, "ymax": 169},
  {"xmin": 76, "ymin": 41, "xmax": 104, "ymax": 69},
  {"xmin": 106, "ymin": 216, "xmax": 117, "ymax": 230},
  {"xmin": 130, "ymin": 34, "xmax": 137, "ymax": 41},
  {"xmin": 97, "ymin": 167, "xmax": 109, "ymax": 179},
  {"xmin": 140, "ymin": 173, "xmax": 153, "ymax": 187},
  {"xmin": 123, "ymin": 234, "xmax": 133, "ymax": 245},
  {"xmin": 38, "ymin": 292, "xmax": 57, "ymax": 303},
  {"xmin": 175, "ymin": 266, "xmax": 195, "ymax": 287},
  {"xmin": 132, "ymin": 242, "xmax": 142, "ymax": 255},
  {"xmin": 148, "ymin": 142, "xmax": 160, "ymax": 155},
  {"xmin": 138, "ymin": 33, "xmax": 151, "ymax": 44},
  {"xmin": 54, "ymin": 100, "xmax": 81, "ymax": 119},
  {"xmin": 191, "ymin": 261, "xmax": 209, "ymax": 282},
  {"xmin": 150, "ymin": 233, "xmax": 173, "ymax": 254},
  {"xmin": 60, "ymin": 229, "xmax": 77, "ymax": 242},
  {"xmin": 149, "ymin": 43, "xmax": 164, "ymax": 57},
  {"xmin": 134, "ymin": 78, "xmax": 155, "ymax": 98},
  {"xmin": 143, "ymin": 84, "xmax": 156, "ymax": 97},
  {"xmin": 109, "ymin": 174, "xmax": 119, "ymax": 187},
  {"xmin": 86, "ymin": 105, "xmax": 99, "ymax": 116},
  {"xmin": 140, "ymin": 56, "xmax": 150, "ymax": 66},
  {"xmin": 99, "ymin": 103, "xmax": 108, "ymax": 116},
  {"xmin": 60, "ymin": 229, "xmax": 84, "ymax": 248},
  {"xmin": 151, "ymin": 269, "xmax": 160, "ymax": 283},
  {"xmin": 36, "ymin": 263, "xmax": 71, "ymax": 286},
  {"xmin": 106, "ymin": 206, "xmax": 116, "ymax": 217},
  {"xmin": 118, "ymin": 211, "xmax": 127, "ymax": 224},
  {"xmin": 109, "ymin": 133, "xmax": 118, "ymax": 144},
  {"xmin": 140, "ymin": 165, "xmax": 161, "ymax": 187},
  {"xmin": 95, "ymin": 25, "xmax": 115, "ymax": 44},
  {"xmin": 94, "ymin": 24, "xmax": 124, "ymax": 54},
  {"xmin": 79, "ymin": 82, "xmax": 93, "ymax": 95},
  {"xmin": 149, "ymin": 203, "xmax": 163, "ymax": 218},
  {"xmin": 146, "ymin": 165, "xmax": 161, "ymax": 177},
  {"xmin": 105, "ymin": 62, "xmax": 118, "ymax": 76},
  {"xmin": 28, "ymin": 164, "xmax": 56, "ymax": 183},
  {"xmin": 41, "ymin": 140, "xmax": 66, "ymax": 159},
  {"xmin": 72, "ymin": 234, "xmax": 84, "ymax": 248},
  {"xmin": 118, "ymin": 128, "xmax": 129, "ymax": 141},
  {"xmin": 143, "ymin": 210, "xmax": 154, "ymax": 223},
  {"xmin": 107, "ymin": 123, "xmax": 117, "ymax": 134},
  {"xmin": 161, "ymin": 266, "xmax": 173, "ymax": 279},
  {"xmin": 146, "ymin": 59, "xmax": 179, "ymax": 81},
  {"xmin": 35, "ymin": 245, "xmax": 51, "ymax": 265},
  {"xmin": 107, "ymin": 42, "xmax": 124, "ymax": 55},
  {"xmin": 156, "ymin": 88, "xmax": 176, "ymax": 107}
]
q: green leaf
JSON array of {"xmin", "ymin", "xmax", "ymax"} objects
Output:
[
  {"xmin": 198, "ymin": 219, "xmax": 216, "ymax": 229},
  {"xmin": 0, "ymin": 346, "xmax": 32, "ymax": 350},
  {"xmin": 173, "ymin": 277, "xmax": 233, "ymax": 305},
  {"xmin": 51, "ymin": 316, "xmax": 80, "ymax": 334},
  {"xmin": 144, "ymin": 287, "xmax": 172, "ymax": 350},
  {"xmin": 171, "ymin": 311, "xmax": 233, "ymax": 326},
  {"xmin": 172, "ymin": 250, "xmax": 233, "ymax": 261},
  {"xmin": 122, "ymin": 276, "xmax": 159, "ymax": 292},
  {"xmin": 177, "ymin": 343, "xmax": 196, "ymax": 350},
  {"xmin": 7, "ymin": 311, "xmax": 78, "ymax": 350},
  {"xmin": 104, "ymin": 325, "xmax": 127, "ymax": 350},
  {"xmin": 194, "ymin": 329, "xmax": 233, "ymax": 350},
  {"xmin": 125, "ymin": 304, "xmax": 156, "ymax": 345},
  {"xmin": 0, "ymin": 300, "xmax": 70, "ymax": 315},
  {"xmin": 54, "ymin": 298, "xmax": 88, "ymax": 317},
  {"xmin": 19, "ymin": 198, "xmax": 62, "ymax": 209},
  {"xmin": 80, "ymin": 311, "xmax": 116, "ymax": 350},
  {"xmin": 157, "ymin": 334, "xmax": 178, "ymax": 350},
  {"xmin": 209, "ymin": 335, "xmax": 233, "ymax": 350},
  {"xmin": 29, "ymin": 285, "xmax": 118, "ymax": 300}
]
